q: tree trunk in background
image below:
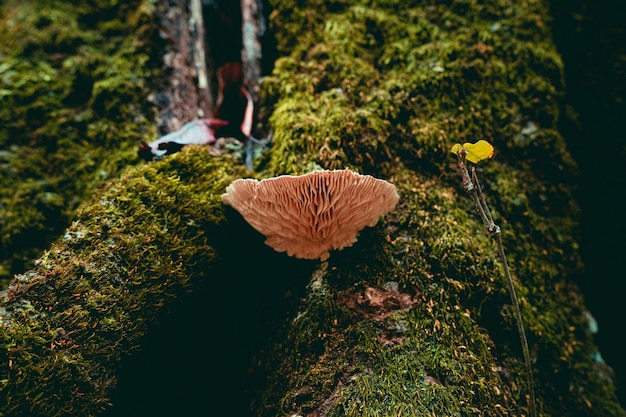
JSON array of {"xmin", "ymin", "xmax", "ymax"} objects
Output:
[{"xmin": 1, "ymin": 1, "xmax": 624, "ymax": 417}]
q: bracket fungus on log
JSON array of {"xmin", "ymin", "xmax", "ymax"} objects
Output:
[{"xmin": 221, "ymin": 169, "xmax": 399, "ymax": 261}]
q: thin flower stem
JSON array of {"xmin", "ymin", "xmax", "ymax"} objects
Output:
[
  {"xmin": 455, "ymin": 149, "xmax": 537, "ymax": 417},
  {"xmin": 493, "ymin": 231, "xmax": 536, "ymax": 417}
]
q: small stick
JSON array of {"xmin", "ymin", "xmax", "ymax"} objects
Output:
[{"xmin": 455, "ymin": 148, "xmax": 537, "ymax": 417}]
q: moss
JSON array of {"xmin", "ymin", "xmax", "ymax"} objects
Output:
[
  {"xmin": 0, "ymin": 0, "xmax": 163, "ymax": 286},
  {"xmin": 0, "ymin": 146, "xmax": 248, "ymax": 416},
  {"xmin": 250, "ymin": 0, "xmax": 625, "ymax": 416},
  {"xmin": 261, "ymin": 0, "xmax": 568, "ymax": 175}
]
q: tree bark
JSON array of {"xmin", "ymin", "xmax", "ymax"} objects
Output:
[{"xmin": 1, "ymin": 0, "xmax": 624, "ymax": 416}]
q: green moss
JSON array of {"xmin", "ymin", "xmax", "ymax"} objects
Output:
[
  {"xmin": 0, "ymin": 146, "xmax": 248, "ymax": 416},
  {"xmin": 261, "ymin": 0, "xmax": 568, "ymax": 175},
  {"xmin": 0, "ymin": 0, "xmax": 162, "ymax": 286},
  {"xmin": 264, "ymin": 87, "xmax": 390, "ymax": 175}
]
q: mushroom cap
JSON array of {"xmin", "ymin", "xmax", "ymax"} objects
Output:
[{"xmin": 221, "ymin": 169, "xmax": 399, "ymax": 260}]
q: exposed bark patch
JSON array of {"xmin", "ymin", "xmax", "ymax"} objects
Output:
[
  {"xmin": 339, "ymin": 283, "xmax": 418, "ymax": 322},
  {"xmin": 338, "ymin": 283, "xmax": 418, "ymax": 346}
]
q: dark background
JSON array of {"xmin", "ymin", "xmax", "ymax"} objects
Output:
[{"xmin": 551, "ymin": 0, "xmax": 626, "ymax": 408}]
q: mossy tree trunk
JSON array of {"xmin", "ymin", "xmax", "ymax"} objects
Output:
[{"xmin": 1, "ymin": 0, "xmax": 624, "ymax": 417}]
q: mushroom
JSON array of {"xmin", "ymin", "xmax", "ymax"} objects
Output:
[{"xmin": 221, "ymin": 169, "xmax": 399, "ymax": 261}]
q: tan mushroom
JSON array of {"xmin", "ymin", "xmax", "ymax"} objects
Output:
[{"xmin": 221, "ymin": 169, "xmax": 399, "ymax": 261}]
